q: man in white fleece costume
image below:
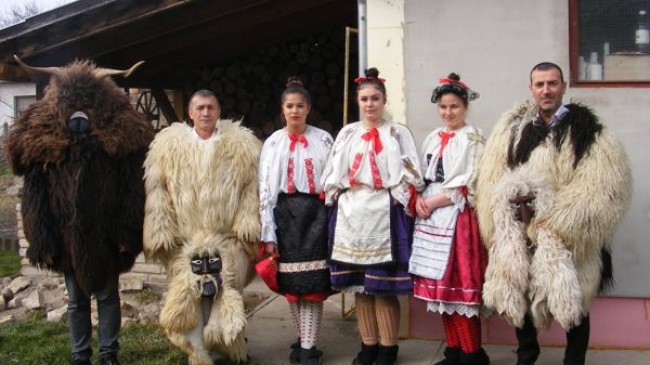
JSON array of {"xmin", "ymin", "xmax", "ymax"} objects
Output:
[
  {"xmin": 143, "ymin": 90, "xmax": 261, "ymax": 364},
  {"xmin": 475, "ymin": 63, "xmax": 632, "ymax": 365}
]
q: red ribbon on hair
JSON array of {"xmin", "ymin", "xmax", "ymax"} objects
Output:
[
  {"xmin": 438, "ymin": 78, "xmax": 469, "ymax": 89},
  {"xmin": 288, "ymin": 133, "xmax": 308, "ymax": 152},
  {"xmin": 362, "ymin": 128, "xmax": 383, "ymax": 154},
  {"xmin": 438, "ymin": 131, "xmax": 455, "ymax": 157},
  {"xmin": 354, "ymin": 76, "xmax": 386, "ymax": 84}
]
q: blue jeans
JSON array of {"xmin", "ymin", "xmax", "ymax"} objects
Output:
[{"xmin": 64, "ymin": 272, "xmax": 121, "ymax": 361}]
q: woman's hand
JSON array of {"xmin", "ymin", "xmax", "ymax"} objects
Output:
[
  {"xmin": 263, "ymin": 242, "xmax": 278, "ymax": 256},
  {"xmin": 416, "ymin": 193, "xmax": 454, "ymax": 219},
  {"xmin": 415, "ymin": 195, "xmax": 432, "ymax": 219}
]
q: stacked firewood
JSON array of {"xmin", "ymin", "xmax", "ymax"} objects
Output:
[{"xmin": 183, "ymin": 29, "xmax": 358, "ymax": 139}]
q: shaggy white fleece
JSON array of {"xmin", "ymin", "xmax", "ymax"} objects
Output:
[
  {"xmin": 476, "ymin": 101, "xmax": 632, "ymax": 331},
  {"xmin": 143, "ymin": 120, "xmax": 261, "ymax": 363}
]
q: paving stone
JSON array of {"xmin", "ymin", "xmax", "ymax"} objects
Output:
[
  {"xmin": 0, "ymin": 314, "xmax": 14, "ymax": 325},
  {"xmin": 1, "ymin": 287, "xmax": 14, "ymax": 301},
  {"xmin": 8, "ymin": 276, "xmax": 30, "ymax": 294},
  {"xmin": 119, "ymin": 278, "xmax": 144, "ymax": 292},
  {"xmin": 7, "ymin": 298, "xmax": 20, "ymax": 309},
  {"xmin": 23, "ymin": 289, "xmax": 44, "ymax": 309},
  {"xmin": 46, "ymin": 306, "xmax": 68, "ymax": 322}
]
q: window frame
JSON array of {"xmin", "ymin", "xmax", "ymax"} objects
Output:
[
  {"xmin": 569, "ymin": 0, "xmax": 650, "ymax": 88},
  {"xmin": 13, "ymin": 94, "xmax": 36, "ymax": 117}
]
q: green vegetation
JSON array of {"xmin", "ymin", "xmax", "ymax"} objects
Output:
[
  {"xmin": 0, "ymin": 317, "xmax": 188, "ymax": 365},
  {"xmin": 0, "ymin": 249, "xmax": 20, "ymax": 278},
  {"xmin": 133, "ymin": 286, "xmax": 162, "ymax": 305}
]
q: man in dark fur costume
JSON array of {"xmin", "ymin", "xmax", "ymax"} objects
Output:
[
  {"xmin": 4, "ymin": 55, "xmax": 155, "ymax": 365},
  {"xmin": 475, "ymin": 62, "xmax": 632, "ymax": 365}
]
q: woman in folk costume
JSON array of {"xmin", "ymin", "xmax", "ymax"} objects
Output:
[
  {"xmin": 408, "ymin": 74, "xmax": 490, "ymax": 365},
  {"xmin": 258, "ymin": 77, "xmax": 334, "ymax": 365},
  {"xmin": 321, "ymin": 68, "xmax": 424, "ymax": 365}
]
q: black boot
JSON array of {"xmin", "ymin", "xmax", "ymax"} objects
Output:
[
  {"xmin": 375, "ymin": 344, "xmax": 399, "ymax": 365},
  {"xmin": 300, "ymin": 346, "xmax": 324, "ymax": 365},
  {"xmin": 290, "ymin": 338, "xmax": 301, "ymax": 364},
  {"xmin": 352, "ymin": 342, "xmax": 379, "ymax": 365},
  {"xmin": 459, "ymin": 348, "xmax": 490, "ymax": 365},
  {"xmin": 563, "ymin": 315, "xmax": 590, "ymax": 365},
  {"xmin": 71, "ymin": 360, "xmax": 92, "ymax": 365},
  {"xmin": 515, "ymin": 314, "xmax": 540, "ymax": 365},
  {"xmin": 434, "ymin": 347, "xmax": 461, "ymax": 365},
  {"xmin": 100, "ymin": 353, "xmax": 121, "ymax": 365}
]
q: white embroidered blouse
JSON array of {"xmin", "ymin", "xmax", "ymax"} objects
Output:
[
  {"xmin": 321, "ymin": 120, "xmax": 424, "ymax": 210},
  {"xmin": 420, "ymin": 124, "xmax": 484, "ymax": 206},
  {"xmin": 258, "ymin": 126, "xmax": 334, "ymax": 243}
]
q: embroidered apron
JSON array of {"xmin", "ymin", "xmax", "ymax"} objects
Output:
[
  {"xmin": 330, "ymin": 186, "xmax": 393, "ymax": 266},
  {"xmin": 408, "ymin": 183, "xmax": 459, "ymax": 280}
]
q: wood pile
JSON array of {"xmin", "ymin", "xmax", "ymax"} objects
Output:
[{"xmin": 182, "ymin": 29, "xmax": 358, "ymax": 139}]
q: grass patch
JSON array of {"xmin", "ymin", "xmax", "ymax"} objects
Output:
[
  {"xmin": 0, "ymin": 249, "xmax": 20, "ymax": 278},
  {"xmin": 0, "ymin": 317, "xmax": 188, "ymax": 365},
  {"xmin": 133, "ymin": 286, "xmax": 162, "ymax": 304}
]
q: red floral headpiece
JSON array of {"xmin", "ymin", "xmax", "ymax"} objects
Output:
[
  {"xmin": 354, "ymin": 76, "xmax": 386, "ymax": 84},
  {"xmin": 431, "ymin": 77, "xmax": 480, "ymax": 104},
  {"xmin": 438, "ymin": 78, "xmax": 469, "ymax": 89}
]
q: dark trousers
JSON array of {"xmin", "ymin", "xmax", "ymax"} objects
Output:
[
  {"xmin": 515, "ymin": 313, "xmax": 590, "ymax": 365},
  {"xmin": 65, "ymin": 272, "xmax": 121, "ymax": 361}
]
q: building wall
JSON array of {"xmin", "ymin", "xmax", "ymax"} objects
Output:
[
  {"xmin": 366, "ymin": 0, "xmax": 406, "ymax": 123},
  {"xmin": 366, "ymin": 0, "xmax": 650, "ymax": 347},
  {"xmin": 373, "ymin": 0, "xmax": 650, "ymax": 298},
  {"xmin": 0, "ymin": 82, "xmax": 35, "ymax": 135}
]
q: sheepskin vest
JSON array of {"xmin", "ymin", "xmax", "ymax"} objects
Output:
[
  {"xmin": 143, "ymin": 120, "xmax": 261, "ymax": 263},
  {"xmin": 475, "ymin": 100, "xmax": 632, "ymax": 318},
  {"xmin": 142, "ymin": 121, "xmax": 261, "ymax": 364}
]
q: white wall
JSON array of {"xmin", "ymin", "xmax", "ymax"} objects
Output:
[
  {"xmin": 366, "ymin": 0, "xmax": 406, "ymax": 123},
  {"xmin": 365, "ymin": 0, "xmax": 650, "ymax": 297},
  {"xmin": 0, "ymin": 81, "xmax": 35, "ymax": 135}
]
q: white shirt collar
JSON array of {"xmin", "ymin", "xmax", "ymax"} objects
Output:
[
  {"xmin": 534, "ymin": 104, "xmax": 569, "ymax": 128},
  {"xmin": 191, "ymin": 126, "xmax": 218, "ymax": 141}
]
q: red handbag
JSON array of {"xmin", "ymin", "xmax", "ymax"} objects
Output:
[{"xmin": 255, "ymin": 252, "xmax": 279, "ymax": 292}]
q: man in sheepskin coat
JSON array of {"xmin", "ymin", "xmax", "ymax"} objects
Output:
[
  {"xmin": 474, "ymin": 62, "xmax": 632, "ymax": 365},
  {"xmin": 143, "ymin": 89, "xmax": 261, "ymax": 365},
  {"xmin": 4, "ymin": 56, "xmax": 154, "ymax": 365}
]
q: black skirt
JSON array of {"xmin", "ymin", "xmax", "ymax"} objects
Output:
[{"xmin": 274, "ymin": 192, "xmax": 331, "ymax": 295}]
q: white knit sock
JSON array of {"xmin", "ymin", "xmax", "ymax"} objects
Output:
[
  {"xmin": 299, "ymin": 300, "xmax": 323, "ymax": 349},
  {"xmin": 288, "ymin": 300, "xmax": 301, "ymax": 339}
]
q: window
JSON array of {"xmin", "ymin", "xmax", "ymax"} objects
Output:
[
  {"xmin": 14, "ymin": 95, "xmax": 36, "ymax": 117},
  {"xmin": 570, "ymin": 0, "xmax": 650, "ymax": 85}
]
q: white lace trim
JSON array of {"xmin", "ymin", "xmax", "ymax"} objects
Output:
[
  {"xmin": 425, "ymin": 301, "xmax": 482, "ymax": 317},
  {"xmin": 443, "ymin": 188, "xmax": 467, "ymax": 211},
  {"xmin": 278, "ymin": 260, "xmax": 328, "ymax": 273}
]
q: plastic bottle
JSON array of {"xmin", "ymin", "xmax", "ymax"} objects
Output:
[
  {"xmin": 636, "ymin": 10, "xmax": 649, "ymax": 53},
  {"xmin": 579, "ymin": 55, "xmax": 587, "ymax": 80},
  {"xmin": 587, "ymin": 52, "xmax": 603, "ymax": 80}
]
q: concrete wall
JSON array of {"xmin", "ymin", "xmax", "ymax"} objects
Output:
[
  {"xmin": 366, "ymin": 0, "xmax": 649, "ymax": 298},
  {"xmin": 0, "ymin": 82, "xmax": 34, "ymax": 135}
]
